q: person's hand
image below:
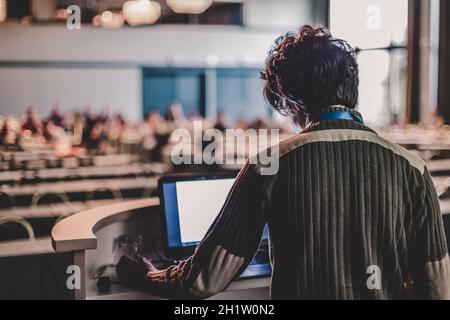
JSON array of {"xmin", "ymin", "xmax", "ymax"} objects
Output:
[
  {"xmin": 116, "ymin": 255, "xmax": 157, "ymax": 289},
  {"xmin": 116, "ymin": 255, "xmax": 185, "ymax": 298}
]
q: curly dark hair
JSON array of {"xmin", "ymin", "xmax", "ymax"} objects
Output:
[{"xmin": 262, "ymin": 25, "xmax": 359, "ymax": 118}]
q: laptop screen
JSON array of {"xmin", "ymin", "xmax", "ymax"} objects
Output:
[
  {"xmin": 159, "ymin": 173, "xmax": 272, "ymax": 278},
  {"xmin": 161, "ymin": 176, "xmax": 235, "ymax": 249}
]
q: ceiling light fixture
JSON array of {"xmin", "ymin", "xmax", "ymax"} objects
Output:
[
  {"xmin": 123, "ymin": 0, "xmax": 161, "ymax": 26},
  {"xmin": 166, "ymin": 0, "xmax": 212, "ymax": 14}
]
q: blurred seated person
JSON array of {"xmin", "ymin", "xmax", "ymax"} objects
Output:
[
  {"xmin": 165, "ymin": 101, "xmax": 190, "ymax": 129},
  {"xmin": 83, "ymin": 118, "xmax": 109, "ymax": 154},
  {"xmin": 213, "ymin": 111, "xmax": 229, "ymax": 132},
  {"xmin": 234, "ymin": 118, "xmax": 248, "ymax": 131},
  {"xmin": 248, "ymin": 118, "xmax": 271, "ymax": 131},
  {"xmin": 186, "ymin": 110, "xmax": 202, "ymax": 121},
  {"xmin": 81, "ymin": 110, "xmax": 96, "ymax": 146},
  {"xmin": 0, "ymin": 119, "xmax": 19, "ymax": 150},
  {"xmin": 141, "ymin": 110, "xmax": 170, "ymax": 136},
  {"xmin": 43, "ymin": 119, "xmax": 66, "ymax": 142},
  {"xmin": 140, "ymin": 110, "xmax": 171, "ymax": 162},
  {"xmin": 21, "ymin": 106, "xmax": 42, "ymax": 135},
  {"xmin": 108, "ymin": 113, "xmax": 126, "ymax": 142},
  {"xmin": 48, "ymin": 106, "xmax": 67, "ymax": 130}
]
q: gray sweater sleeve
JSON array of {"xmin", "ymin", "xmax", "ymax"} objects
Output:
[
  {"xmin": 411, "ymin": 168, "xmax": 450, "ymax": 299},
  {"xmin": 147, "ymin": 162, "xmax": 272, "ymax": 299}
]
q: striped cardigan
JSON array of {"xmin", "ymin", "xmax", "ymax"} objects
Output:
[{"xmin": 148, "ymin": 106, "xmax": 450, "ymax": 300}]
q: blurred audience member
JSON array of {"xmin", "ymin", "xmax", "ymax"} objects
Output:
[
  {"xmin": 109, "ymin": 113, "xmax": 126, "ymax": 141},
  {"xmin": 248, "ymin": 118, "xmax": 271, "ymax": 130},
  {"xmin": 21, "ymin": 106, "xmax": 42, "ymax": 135},
  {"xmin": 43, "ymin": 119, "xmax": 66, "ymax": 142},
  {"xmin": 186, "ymin": 110, "xmax": 202, "ymax": 121},
  {"xmin": 234, "ymin": 118, "xmax": 248, "ymax": 131},
  {"xmin": 48, "ymin": 106, "xmax": 67, "ymax": 130},
  {"xmin": 85, "ymin": 121, "xmax": 109, "ymax": 153},
  {"xmin": 142, "ymin": 110, "xmax": 169, "ymax": 135},
  {"xmin": 0, "ymin": 119, "xmax": 19, "ymax": 150},
  {"xmin": 166, "ymin": 102, "xmax": 185, "ymax": 125},
  {"xmin": 214, "ymin": 111, "xmax": 229, "ymax": 132}
]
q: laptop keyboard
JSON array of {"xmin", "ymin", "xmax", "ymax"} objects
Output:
[{"xmin": 239, "ymin": 240, "xmax": 271, "ymax": 279}]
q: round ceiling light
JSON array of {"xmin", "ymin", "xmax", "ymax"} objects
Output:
[
  {"xmin": 92, "ymin": 11, "xmax": 124, "ymax": 28},
  {"xmin": 166, "ymin": 0, "xmax": 213, "ymax": 14},
  {"xmin": 123, "ymin": 0, "xmax": 161, "ymax": 26}
]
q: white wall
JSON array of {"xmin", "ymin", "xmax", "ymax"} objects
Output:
[
  {"xmin": 0, "ymin": 25, "xmax": 282, "ymax": 121},
  {"xmin": 0, "ymin": 67, "xmax": 141, "ymax": 120}
]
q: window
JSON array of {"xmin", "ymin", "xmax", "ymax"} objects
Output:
[
  {"xmin": 330, "ymin": 0, "xmax": 409, "ymax": 127},
  {"xmin": 216, "ymin": 69, "xmax": 270, "ymax": 123},
  {"xmin": 142, "ymin": 67, "xmax": 270, "ymax": 123},
  {"xmin": 142, "ymin": 68, "xmax": 205, "ymax": 118}
]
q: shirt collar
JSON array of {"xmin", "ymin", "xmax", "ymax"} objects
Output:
[{"xmin": 301, "ymin": 106, "xmax": 376, "ymax": 134}]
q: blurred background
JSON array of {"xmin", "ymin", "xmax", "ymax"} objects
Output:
[{"xmin": 1, "ymin": 0, "xmax": 450, "ymax": 299}]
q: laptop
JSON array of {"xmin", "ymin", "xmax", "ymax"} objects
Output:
[{"xmin": 158, "ymin": 173, "xmax": 271, "ymax": 279}]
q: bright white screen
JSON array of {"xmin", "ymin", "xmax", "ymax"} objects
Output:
[{"xmin": 176, "ymin": 178, "xmax": 235, "ymax": 244}]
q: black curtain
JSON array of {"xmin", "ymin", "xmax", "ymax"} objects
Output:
[
  {"xmin": 406, "ymin": 0, "xmax": 422, "ymax": 123},
  {"xmin": 438, "ymin": 0, "xmax": 450, "ymax": 123}
]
